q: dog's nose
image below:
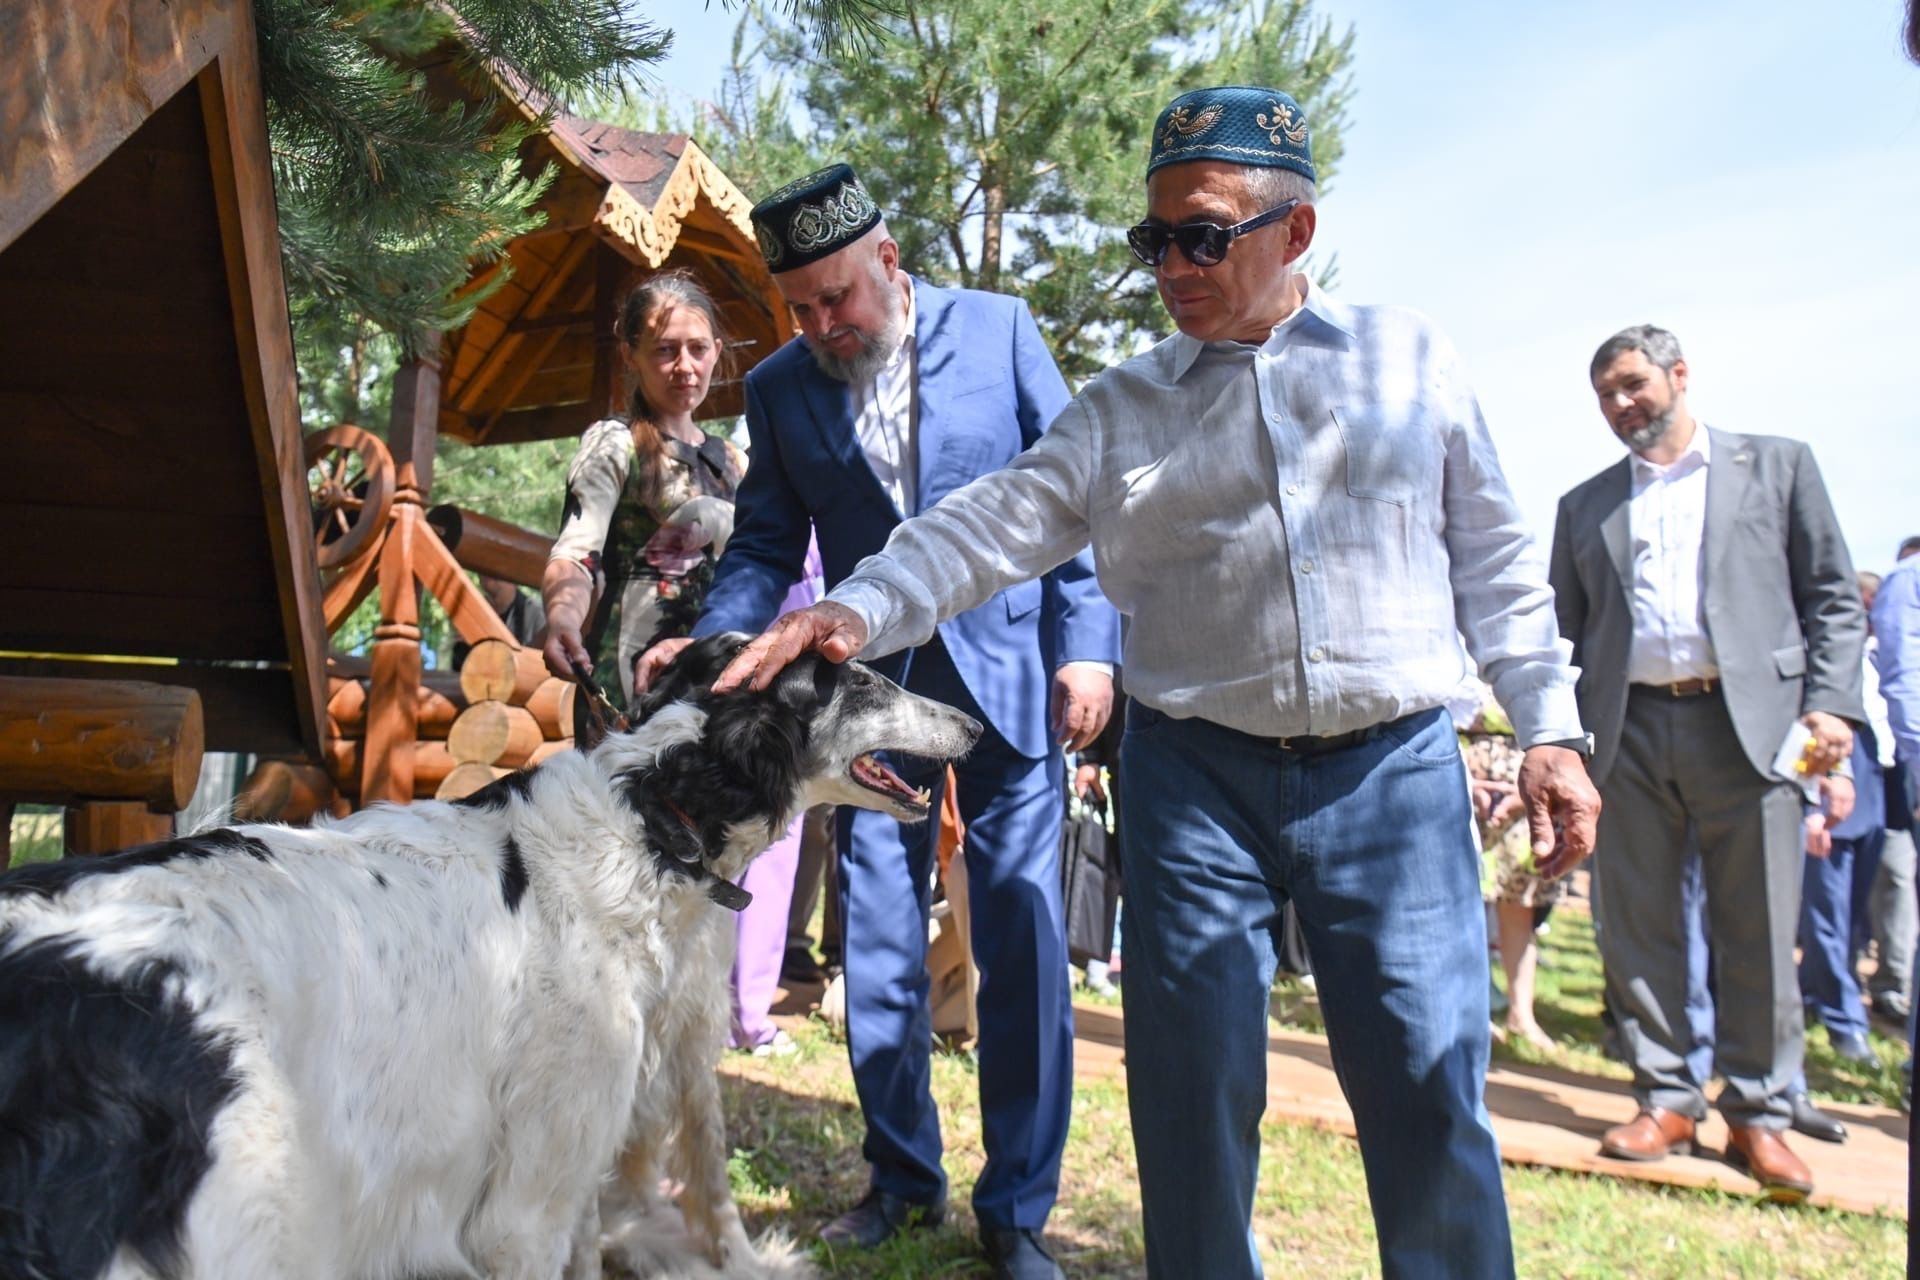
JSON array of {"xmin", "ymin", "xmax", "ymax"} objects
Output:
[{"xmin": 960, "ymin": 714, "xmax": 984, "ymax": 745}]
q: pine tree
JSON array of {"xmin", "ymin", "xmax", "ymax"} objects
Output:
[
  {"xmin": 260, "ymin": 0, "xmax": 902, "ymax": 356},
  {"xmin": 690, "ymin": 0, "xmax": 1355, "ymax": 381}
]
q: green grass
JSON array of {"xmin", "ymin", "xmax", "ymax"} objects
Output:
[
  {"xmin": 5, "ymin": 806, "xmax": 62, "ymax": 866},
  {"xmin": 719, "ymin": 1014, "xmax": 1906, "ymax": 1278}
]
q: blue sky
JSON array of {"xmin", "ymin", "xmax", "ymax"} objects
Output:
[{"xmin": 646, "ymin": 2, "xmax": 1920, "ymax": 571}]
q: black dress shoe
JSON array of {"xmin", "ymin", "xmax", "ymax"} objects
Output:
[
  {"xmin": 1788, "ymin": 1092, "xmax": 1848, "ymax": 1144},
  {"xmin": 818, "ymin": 1187, "xmax": 946, "ymax": 1248},
  {"xmin": 982, "ymin": 1227, "xmax": 1064, "ymax": 1280}
]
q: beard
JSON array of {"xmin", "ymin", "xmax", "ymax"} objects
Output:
[
  {"xmin": 1620, "ymin": 403, "xmax": 1675, "ymax": 452},
  {"xmin": 808, "ymin": 279, "xmax": 909, "ymax": 384}
]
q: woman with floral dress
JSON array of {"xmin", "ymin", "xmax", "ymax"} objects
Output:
[
  {"xmin": 541, "ymin": 270, "xmax": 745, "ymax": 715},
  {"xmin": 1461, "ymin": 684, "xmax": 1566, "ymax": 1053},
  {"xmin": 540, "ymin": 271, "xmax": 803, "ymax": 1053}
]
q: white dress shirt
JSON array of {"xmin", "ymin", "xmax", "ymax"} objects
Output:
[
  {"xmin": 1625, "ymin": 423, "xmax": 1718, "ymax": 686},
  {"xmin": 828, "ymin": 281, "xmax": 1581, "ymax": 746},
  {"xmin": 849, "ymin": 282, "xmax": 918, "ymax": 515}
]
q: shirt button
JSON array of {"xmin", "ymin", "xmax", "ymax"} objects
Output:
[
  {"xmin": 1308, "ymin": 647, "xmax": 1325, "ymax": 663},
  {"xmin": 1300, "ymin": 560, "xmax": 1315, "ymax": 574},
  {"xmin": 1270, "ymin": 412, "xmax": 1283, "ymax": 423},
  {"xmin": 1285, "ymin": 484, "xmax": 1299, "ymax": 496}
]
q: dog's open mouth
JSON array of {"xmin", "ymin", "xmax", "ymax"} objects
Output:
[{"xmin": 850, "ymin": 753, "xmax": 932, "ymax": 814}]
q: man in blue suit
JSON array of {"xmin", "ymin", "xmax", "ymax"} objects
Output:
[{"xmin": 637, "ymin": 163, "xmax": 1120, "ymax": 1280}]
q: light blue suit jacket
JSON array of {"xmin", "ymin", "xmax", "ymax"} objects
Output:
[{"xmin": 694, "ymin": 278, "xmax": 1119, "ymax": 758}]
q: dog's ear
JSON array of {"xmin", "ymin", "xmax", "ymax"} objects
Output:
[{"xmin": 703, "ymin": 695, "xmax": 809, "ymax": 819}]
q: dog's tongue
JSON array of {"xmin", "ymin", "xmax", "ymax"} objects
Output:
[{"xmin": 853, "ymin": 753, "xmax": 918, "ymax": 798}]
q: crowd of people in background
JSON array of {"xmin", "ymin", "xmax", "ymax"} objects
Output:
[{"xmin": 521, "ymin": 74, "xmax": 1911, "ymax": 1280}]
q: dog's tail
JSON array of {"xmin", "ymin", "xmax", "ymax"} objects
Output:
[{"xmin": 0, "ymin": 937, "xmax": 239, "ymax": 1279}]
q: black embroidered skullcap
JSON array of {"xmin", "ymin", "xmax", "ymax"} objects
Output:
[{"xmin": 749, "ymin": 164, "xmax": 883, "ymax": 273}]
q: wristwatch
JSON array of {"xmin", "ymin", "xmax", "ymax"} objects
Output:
[{"xmin": 1536, "ymin": 733, "xmax": 1595, "ymax": 759}]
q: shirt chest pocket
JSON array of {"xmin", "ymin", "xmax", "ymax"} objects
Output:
[{"xmin": 1331, "ymin": 404, "xmax": 1437, "ymax": 506}]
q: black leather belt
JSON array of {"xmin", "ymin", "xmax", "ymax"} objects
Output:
[
  {"xmin": 1632, "ymin": 677, "xmax": 1720, "ymax": 698},
  {"xmin": 1272, "ymin": 726, "xmax": 1380, "ymax": 754}
]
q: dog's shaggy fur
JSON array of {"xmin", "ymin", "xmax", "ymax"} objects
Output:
[{"xmin": 0, "ymin": 636, "xmax": 979, "ymax": 1280}]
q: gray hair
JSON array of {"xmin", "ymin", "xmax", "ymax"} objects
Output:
[
  {"xmin": 1590, "ymin": 324, "xmax": 1684, "ymax": 382},
  {"xmin": 1241, "ymin": 165, "xmax": 1318, "ymax": 211}
]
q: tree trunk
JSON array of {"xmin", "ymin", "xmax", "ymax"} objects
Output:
[{"xmin": 979, "ymin": 171, "xmax": 1005, "ymax": 294}]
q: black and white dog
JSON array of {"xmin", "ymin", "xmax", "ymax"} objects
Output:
[{"xmin": 0, "ymin": 635, "xmax": 979, "ymax": 1280}]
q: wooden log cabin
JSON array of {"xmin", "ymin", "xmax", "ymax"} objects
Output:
[{"xmin": 0, "ymin": 0, "xmax": 327, "ymax": 859}]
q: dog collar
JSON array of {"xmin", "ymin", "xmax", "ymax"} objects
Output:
[{"xmin": 660, "ymin": 794, "xmax": 753, "ymax": 913}]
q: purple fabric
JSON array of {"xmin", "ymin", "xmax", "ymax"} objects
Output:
[
  {"xmin": 729, "ymin": 532, "xmax": 823, "ymax": 1048},
  {"xmin": 730, "ymin": 812, "xmax": 805, "ymax": 1048}
]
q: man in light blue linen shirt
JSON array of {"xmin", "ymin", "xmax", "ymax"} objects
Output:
[{"xmin": 715, "ymin": 86, "xmax": 1602, "ymax": 1280}]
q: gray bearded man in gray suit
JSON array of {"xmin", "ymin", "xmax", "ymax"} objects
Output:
[{"xmin": 1549, "ymin": 324, "xmax": 1866, "ymax": 1201}]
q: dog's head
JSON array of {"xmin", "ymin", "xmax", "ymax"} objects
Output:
[{"xmin": 605, "ymin": 633, "xmax": 981, "ymax": 883}]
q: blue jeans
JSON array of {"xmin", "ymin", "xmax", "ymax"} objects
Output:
[
  {"xmin": 1119, "ymin": 704, "xmax": 1513, "ymax": 1280},
  {"xmin": 1799, "ymin": 830, "xmax": 1884, "ymax": 1042}
]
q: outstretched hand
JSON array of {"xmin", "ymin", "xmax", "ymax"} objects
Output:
[
  {"xmin": 1516, "ymin": 745, "xmax": 1602, "ymax": 880},
  {"xmin": 712, "ymin": 602, "xmax": 871, "ymax": 693}
]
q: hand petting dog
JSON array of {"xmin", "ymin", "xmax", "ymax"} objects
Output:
[{"xmin": 712, "ymin": 602, "xmax": 871, "ymax": 692}]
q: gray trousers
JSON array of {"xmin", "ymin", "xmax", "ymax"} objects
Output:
[
  {"xmin": 1869, "ymin": 825, "xmax": 1917, "ymax": 1001},
  {"xmin": 1594, "ymin": 686, "xmax": 1804, "ymax": 1128}
]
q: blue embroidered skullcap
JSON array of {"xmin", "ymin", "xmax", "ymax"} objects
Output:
[
  {"xmin": 1146, "ymin": 86, "xmax": 1316, "ymax": 183},
  {"xmin": 749, "ymin": 163, "xmax": 883, "ymax": 273}
]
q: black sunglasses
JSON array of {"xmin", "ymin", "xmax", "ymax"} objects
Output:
[{"xmin": 1126, "ymin": 199, "xmax": 1300, "ymax": 268}]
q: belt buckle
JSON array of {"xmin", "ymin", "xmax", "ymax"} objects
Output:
[{"xmin": 1669, "ymin": 680, "xmax": 1687, "ymax": 697}]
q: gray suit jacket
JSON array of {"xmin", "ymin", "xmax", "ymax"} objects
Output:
[{"xmin": 1548, "ymin": 427, "xmax": 1865, "ymax": 786}]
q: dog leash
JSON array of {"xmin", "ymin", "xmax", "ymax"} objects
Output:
[
  {"xmin": 567, "ymin": 661, "xmax": 629, "ymax": 752},
  {"xmin": 567, "ymin": 660, "xmax": 750, "ymax": 913}
]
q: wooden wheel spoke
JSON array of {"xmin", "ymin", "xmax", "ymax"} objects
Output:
[{"xmin": 304, "ymin": 424, "xmax": 396, "ymax": 572}]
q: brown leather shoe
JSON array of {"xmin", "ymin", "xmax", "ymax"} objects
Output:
[
  {"xmin": 1725, "ymin": 1125, "xmax": 1814, "ymax": 1203},
  {"xmin": 1599, "ymin": 1107, "xmax": 1698, "ymax": 1161}
]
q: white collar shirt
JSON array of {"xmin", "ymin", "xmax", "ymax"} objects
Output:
[
  {"xmin": 848, "ymin": 281, "xmax": 919, "ymax": 515},
  {"xmin": 827, "ymin": 280, "xmax": 1582, "ymax": 746},
  {"xmin": 1625, "ymin": 424, "xmax": 1718, "ymax": 686}
]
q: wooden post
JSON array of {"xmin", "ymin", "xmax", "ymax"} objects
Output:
[
  {"xmin": 364, "ymin": 501, "xmax": 423, "ymax": 805},
  {"xmin": 388, "ymin": 344, "xmax": 443, "ymax": 498},
  {"xmin": 64, "ymin": 802, "xmax": 174, "ymax": 856},
  {"xmin": 591, "ymin": 243, "xmax": 627, "ymax": 421}
]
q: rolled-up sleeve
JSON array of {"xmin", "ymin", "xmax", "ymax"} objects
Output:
[{"xmin": 830, "ymin": 400, "xmax": 1098, "ymax": 659}]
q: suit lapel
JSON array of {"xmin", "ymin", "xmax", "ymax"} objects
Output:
[
  {"xmin": 910, "ymin": 278, "xmax": 957, "ymax": 516},
  {"xmin": 1703, "ymin": 426, "xmax": 1753, "ymax": 584},
  {"xmin": 1597, "ymin": 458, "xmax": 1634, "ymax": 608}
]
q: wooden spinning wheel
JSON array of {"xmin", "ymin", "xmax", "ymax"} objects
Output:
[{"xmin": 305, "ymin": 425, "xmax": 395, "ymax": 570}]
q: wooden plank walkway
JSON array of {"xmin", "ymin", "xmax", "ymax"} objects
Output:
[{"xmin": 1068, "ymin": 1003, "xmax": 1911, "ymax": 1220}]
